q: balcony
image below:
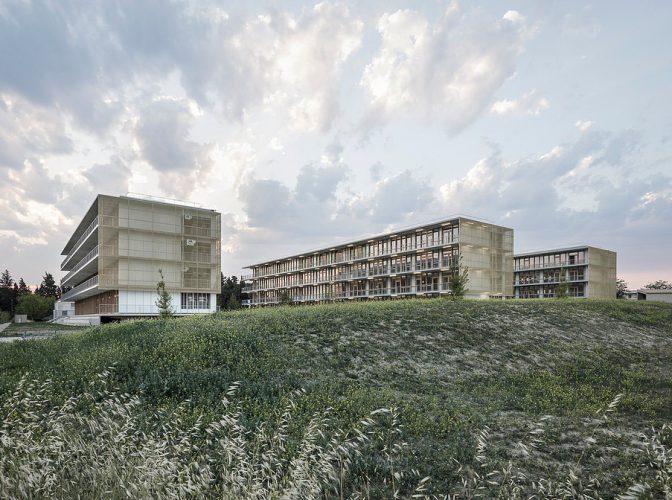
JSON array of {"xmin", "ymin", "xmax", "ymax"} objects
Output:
[
  {"xmin": 61, "ymin": 245, "xmax": 99, "ymax": 287},
  {"xmin": 251, "ymin": 236, "xmax": 460, "ymax": 278},
  {"xmin": 415, "ymin": 261, "xmax": 441, "ymax": 272},
  {"xmin": 61, "ymin": 216, "xmax": 99, "ymax": 271},
  {"xmin": 515, "ymin": 276, "xmax": 586, "ymax": 286},
  {"xmin": 514, "ymin": 259, "xmax": 587, "ymax": 271},
  {"xmin": 61, "ymin": 275, "xmax": 99, "ymax": 301},
  {"xmin": 247, "ymin": 282, "xmax": 457, "ymax": 304}
]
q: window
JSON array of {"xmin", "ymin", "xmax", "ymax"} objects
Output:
[{"xmin": 181, "ymin": 292, "xmax": 210, "ymax": 310}]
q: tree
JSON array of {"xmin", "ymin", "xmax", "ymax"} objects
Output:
[
  {"xmin": 555, "ymin": 271, "xmax": 569, "ymax": 299},
  {"xmin": 616, "ymin": 278, "xmax": 628, "ymax": 299},
  {"xmin": 17, "ymin": 278, "xmax": 30, "ymax": 297},
  {"xmin": 278, "ymin": 290, "xmax": 292, "ymax": 305},
  {"xmin": 448, "ymin": 255, "xmax": 469, "ymax": 300},
  {"xmin": 219, "ymin": 274, "xmax": 244, "ymax": 310},
  {"xmin": 37, "ymin": 272, "xmax": 59, "ymax": 298},
  {"xmin": 155, "ymin": 269, "xmax": 173, "ymax": 318},
  {"xmin": 0, "ymin": 270, "xmax": 15, "ymax": 314},
  {"xmin": 16, "ymin": 294, "xmax": 55, "ymax": 321},
  {"xmin": 644, "ymin": 280, "xmax": 672, "ymax": 290},
  {"xmin": 0, "ymin": 270, "xmax": 13, "ymax": 289},
  {"xmin": 225, "ymin": 294, "xmax": 240, "ymax": 310}
]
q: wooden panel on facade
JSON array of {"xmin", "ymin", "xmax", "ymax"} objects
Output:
[{"xmin": 75, "ymin": 291, "xmax": 118, "ymax": 315}]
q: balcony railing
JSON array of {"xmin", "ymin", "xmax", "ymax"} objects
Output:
[
  {"xmin": 514, "ymin": 259, "xmax": 586, "ymax": 271},
  {"xmin": 248, "ymin": 265, "xmax": 455, "ymax": 292},
  {"xmin": 61, "ymin": 275, "xmax": 99, "ymax": 301},
  {"xmin": 415, "ymin": 261, "xmax": 441, "ymax": 271},
  {"xmin": 249, "ymin": 283, "xmax": 453, "ymax": 304},
  {"xmin": 251, "ymin": 236, "xmax": 459, "ymax": 278},
  {"xmin": 61, "ymin": 216, "xmax": 99, "ymax": 269},
  {"xmin": 515, "ymin": 277, "xmax": 586, "ymax": 286},
  {"xmin": 61, "ymin": 245, "xmax": 100, "ymax": 286}
]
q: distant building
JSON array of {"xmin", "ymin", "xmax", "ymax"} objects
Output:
[
  {"xmin": 243, "ymin": 217, "xmax": 514, "ymax": 305},
  {"xmin": 637, "ymin": 289, "xmax": 672, "ymax": 303},
  {"xmin": 59, "ymin": 194, "xmax": 221, "ymax": 323},
  {"xmin": 622, "ymin": 290, "xmax": 639, "ymax": 300},
  {"xmin": 513, "ymin": 246, "xmax": 617, "ymax": 299}
]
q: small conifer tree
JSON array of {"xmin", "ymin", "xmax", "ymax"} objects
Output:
[
  {"xmin": 156, "ymin": 269, "xmax": 174, "ymax": 318},
  {"xmin": 278, "ymin": 290, "xmax": 292, "ymax": 305},
  {"xmin": 449, "ymin": 254, "xmax": 469, "ymax": 300},
  {"xmin": 555, "ymin": 271, "xmax": 569, "ymax": 299}
]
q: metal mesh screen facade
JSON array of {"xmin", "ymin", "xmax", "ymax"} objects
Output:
[{"xmin": 97, "ymin": 195, "xmax": 221, "ymax": 294}]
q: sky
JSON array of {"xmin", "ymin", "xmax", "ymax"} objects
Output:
[{"xmin": 0, "ymin": 0, "xmax": 671, "ymax": 289}]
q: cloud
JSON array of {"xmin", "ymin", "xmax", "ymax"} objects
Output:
[
  {"xmin": 349, "ymin": 170, "xmax": 435, "ymax": 224},
  {"xmin": 490, "ymin": 90, "xmax": 550, "ymax": 116},
  {"xmin": 82, "ymin": 157, "xmax": 133, "ymax": 198},
  {"xmin": 0, "ymin": 92, "xmax": 73, "ymax": 169},
  {"xmin": 239, "ymin": 164, "xmax": 348, "ymax": 233},
  {"xmin": 0, "ymin": 1, "xmax": 363, "ymax": 137},
  {"xmin": 237, "ymin": 162, "xmax": 434, "ymax": 252},
  {"xmin": 438, "ymin": 129, "xmax": 672, "ymax": 258},
  {"xmin": 215, "ymin": 2, "xmax": 363, "ymax": 132},
  {"xmin": 134, "ymin": 98, "xmax": 214, "ymax": 197},
  {"xmin": 575, "ymin": 120, "xmax": 593, "ymax": 132},
  {"xmin": 359, "ymin": 4, "xmax": 530, "ymax": 136}
]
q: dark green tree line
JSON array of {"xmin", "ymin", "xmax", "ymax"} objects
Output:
[
  {"xmin": 218, "ymin": 274, "xmax": 246, "ymax": 310},
  {"xmin": 0, "ymin": 269, "xmax": 62, "ymax": 319}
]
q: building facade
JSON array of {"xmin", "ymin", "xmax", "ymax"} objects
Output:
[
  {"xmin": 60, "ymin": 194, "xmax": 221, "ymax": 320},
  {"xmin": 513, "ymin": 246, "xmax": 616, "ymax": 299},
  {"xmin": 637, "ymin": 289, "xmax": 672, "ymax": 303},
  {"xmin": 243, "ymin": 217, "xmax": 514, "ymax": 305}
]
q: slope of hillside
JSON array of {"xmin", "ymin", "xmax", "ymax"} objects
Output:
[{"xmin": 1, "ymin": 299, "xmax": 670, "ymax": 497}]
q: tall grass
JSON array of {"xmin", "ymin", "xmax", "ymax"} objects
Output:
[
  {"xmin": 0, "ymin": 299, "xmax": 670, "ymax": 497},
  {"xmin": 0, "ymin": 368, "xmax": 427, "ymax": 499},
  {"xmin": 0, "ymin": 371, "xmax": 669, "ymax": 499}
]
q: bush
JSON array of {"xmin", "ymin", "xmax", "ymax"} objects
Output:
[
  {"xmin": 15, "ymin": 294, "xmax": 54, "ymax": 320},
  {"xmin": 0, "ymin": 310, "xmax": 10, "ymax": 323}
]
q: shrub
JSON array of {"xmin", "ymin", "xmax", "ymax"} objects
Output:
[
  {"xmin": 15, "ymin": 294, "xmax": 54, "ymax": 320},
  {"xmin": 0, "ymin": 310, "xmax": 10, "ymax": 323}
]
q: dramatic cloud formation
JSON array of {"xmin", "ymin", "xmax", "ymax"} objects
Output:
[
  {"xmin": 0, "ymin": 1, "xmax": 669, "ymax": 288},
  {"xmin": 360, "ymin": 5, "xmax": 529, "ymax": 135}
]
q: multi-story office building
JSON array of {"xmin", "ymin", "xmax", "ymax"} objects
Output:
[
  {"xmin": 513, "ymin": 246, "xmax": 616, "ymax": 299},
  {"xmin": 59, "ymin": 194, "xmax": 221, "ymax": 321},
  {"xmin": 243, "ymin": 217, "xmax": 513, "ymax": 305}
]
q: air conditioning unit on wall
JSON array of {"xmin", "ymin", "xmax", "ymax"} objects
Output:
[
  {"xmin": 184, "ymin": 214, "xmax": 192, "ymax": 220},
  {"xmin": 186, "ymin": 239, "xmax": 196, "ymax": 246}
]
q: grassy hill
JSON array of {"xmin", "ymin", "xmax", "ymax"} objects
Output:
[{"xmin": 0, "ymin": 299, "xmax": 670, "ymax": 497}]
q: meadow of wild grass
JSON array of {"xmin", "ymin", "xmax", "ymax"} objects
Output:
[{"xmin": 0, "ymin": 299, "xmax": 670, "ymax": 498}]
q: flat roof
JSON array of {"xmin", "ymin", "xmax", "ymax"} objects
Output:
[
  {"xmin": 514, "ymin": 245, "xmax": 615, "ymax": 259},
  {"xmin": 638, "ymin": 288, "xmax": 672, "ymax": 294},
  {"xmin": 244, "ymin": 215, "xmax": 513, "ymax": 269}
]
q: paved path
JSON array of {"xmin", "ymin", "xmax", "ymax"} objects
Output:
[{"xmin": 0, "ymin": 323, "xmax": 10, "ymax": 334}]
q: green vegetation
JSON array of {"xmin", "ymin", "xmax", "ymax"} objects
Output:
[
  {"xmin": 0, "ymin": 299, "xmax": 670, "ymax": 497},
  {"xmin": 155, "ymin": 269, "xmax": 174, "ymax": 318},
  {"xmin": 15, "ymin": 294, "xmax": 55, "ymax": 320},
  {"xmin": 448, "ymin": 255, "xmax": 469, "ymax": 299}
]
